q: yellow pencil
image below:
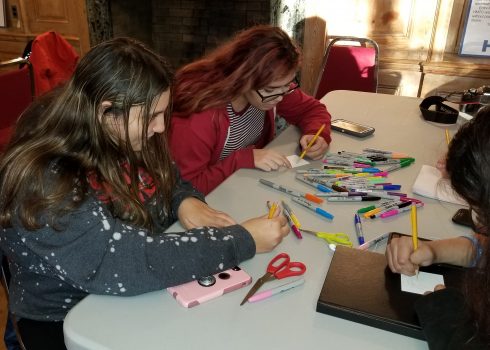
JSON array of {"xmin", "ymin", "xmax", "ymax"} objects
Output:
[
  {"xmin": 267, "ymin": 201, "xmax": 278, "ymax": 219},
  {"xmin": 445, "ymin": 129, "xmax": 450, "ymax": 146},
  {"xmin": 300, "ymin": 124, "xmax": 326, "ymax": 159},
  {"xmin": 411, "ymin": 204, "xmax": 419, "ymax": 276},
  {"xmin": 411, "ymin": 204, "xmax": 418, "ymax": 249}
]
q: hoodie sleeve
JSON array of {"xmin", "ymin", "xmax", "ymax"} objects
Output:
[{"xmin": 14, "ymin": 197, "xmax": 256, "ymax": 297}]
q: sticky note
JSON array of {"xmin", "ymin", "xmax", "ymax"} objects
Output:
[
  {"xmin": 401, "ymin": 271, "xmax": 445, "ymax": 295},
  {"xmin": 287, "ymin": 155, "xmax": 309, "ymax": 168}
]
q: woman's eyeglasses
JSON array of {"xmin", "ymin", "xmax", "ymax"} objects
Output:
[{"xmin": 256, "ymin": 78, "xmax": 300, "ymax": 103}]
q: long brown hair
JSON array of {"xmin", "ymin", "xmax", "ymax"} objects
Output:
[
  {"xmin": 173, "ymin": 25, "xmax": 301, "ymax": 114},
  {"xmin": 446, "ymin": 106, "xmax": 490, "ymax": 344},
  {"xmin": 0, "ymin": 37, "xmax": 175, "ymax": 231}
]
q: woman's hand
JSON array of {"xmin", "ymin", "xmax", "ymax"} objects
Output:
[
  {"xmin": 386, "ymin": 235, "xmax": 436, "ymax": 276},
  {"xmin": 299, "ymin": 135, "xmax": 328, "ymax": 160},
  {"xmin": 241, "ymin": 209, "xmax": 289, "ymax": 253},
  {"xmin": 178, "ymin": 197, "xmax": 236, "ymax": 229},
  {"xmin": 436, "ymin": 155, "xmax": 448, "ymax": 178},
  {"xmin": 253, "ymin": 149, "xmax": 291, "ymax": 171}
]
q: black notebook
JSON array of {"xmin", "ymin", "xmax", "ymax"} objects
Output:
[{"xmin": 316, "ymin": 244, "xmax": 465, "ymax": 340}]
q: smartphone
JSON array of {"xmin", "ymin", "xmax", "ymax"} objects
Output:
[
  {"xmin": 452, "ymin": 208, "xmax": 474, "ymax": 228},
  {"xmin": 167, "ymin": 266, "xmax": 252, "ymax": 308},
  {"xmin": 331, "ymin": 119, "xmax": 375, "ymax": 138}
]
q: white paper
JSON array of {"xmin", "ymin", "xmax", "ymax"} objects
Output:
[
  {"xmin": 401, "ymin": 271, "xmax": 445, "ymax": 295},
  {"xmin": 412, "ymin": 165, "xmax": 467, "ymax": 206},
  {"xmin": 287, "ymin": 155, "xmax": 309, "ymax": 168}
]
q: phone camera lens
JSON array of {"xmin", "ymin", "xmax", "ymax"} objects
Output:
[
  {"xmin": 198, "ymin": 275, "xmax": 216, "ymax": 287},
  {"xmin": 218, "ymin": 272, "xmax": 230, "ymax": 280},
  {"xmin": 231, "ymin": 266, "xmax": 241, "ymax": 271}
]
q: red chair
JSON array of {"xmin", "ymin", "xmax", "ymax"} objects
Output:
[
  {"xmin": 0, "ymin": 58, "xmax": 35, "ymax": 151},
  {"xmin": 314, "ymin": 37, "xmax": 379, "ymax": 100},
  {"xmin": 27, "ymin": 31, "xmax": 79, "ymax": 97}
]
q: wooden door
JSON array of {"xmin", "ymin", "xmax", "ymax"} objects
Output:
[{"xmin": 20, "ymin": 0, "xmax": 90, "ymax": 55}]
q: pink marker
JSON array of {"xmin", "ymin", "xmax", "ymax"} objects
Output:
[
  {"xmin": 400, "ymin": 197, "xmax": 424, "ymax": 205},
  {"xmin": 380, "ymin": 203, "xmax": 423, "ymax": 218},
  {"xmin": 248, "ymin": 278, "xmax": 305, "ymax": 303}
]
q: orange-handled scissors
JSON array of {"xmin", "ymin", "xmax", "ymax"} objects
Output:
[{"xmin": 240, "ymin": 252, "xmax": 306, "ymax": 305}]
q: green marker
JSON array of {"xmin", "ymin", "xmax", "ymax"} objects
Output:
[
  {"xmin": 357, "ymin": 205, "xmax": 376, "ymax": 214},
  {"xmin": 385, "ymin": 158, "xmax": 414, "ymax": 173}
]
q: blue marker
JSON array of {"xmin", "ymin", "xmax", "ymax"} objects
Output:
[
  {"xmin": 373, "ymin": 184, "xmax": 401, "ymax": 190},
  {"xmin": 354, "ymin": 214, "xmax": 365, "ymax": 245},
  {"xmin": 295, "ymin": 176, "xmax": 332, "ymax": 193},
  {"xmin": 291, "ymin": 197, "xmax": 334, "ymax": 220}
]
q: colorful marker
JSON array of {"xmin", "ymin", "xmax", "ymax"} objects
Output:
[
  {"xmin": 291, "ymin": 197, "xmax": 334, "ymax": 220},
  {"xmin": 380, "ymin": 202, "xmax": 423, "ymax": 218},
  {"xmin": 385, "ymin": 159, "xmax": 414, "ymax": 173},
  {"xmin": 295, "ymin": 176, "xmax": 332, "ymax": 193},
  {"xmin": 362, "ymin": 148, "xmax": 410, "ymax": 159},
  {"xmin": 259, "ymin": 179, "xmax": 323, "ymax": 204},
  {"xmin": 281, "ymin": 200, "xmax": 301, "ymax": 228},
  {"xmin": 354, "ymin": 214, "xmax": 365, "ymax": 245},
  {"xmin": 358, "ymin": 232, "xmax": 391, "ymax": 250},
  {"xmin": 248, "ymin": 278, "xmax": 305, "ymax": 303},
  {"xmin": 327, "ymin": 196, "xmax": 381, "ymax": 202}
]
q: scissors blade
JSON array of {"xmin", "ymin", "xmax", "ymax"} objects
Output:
[{"xmin": 240, "ymin": 274, "xmax": 270, "ymax": 306}]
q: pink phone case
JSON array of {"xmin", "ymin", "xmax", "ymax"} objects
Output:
[{"xmin": 167, "ymin": 267, "xmax": 252, "ymax": 308}]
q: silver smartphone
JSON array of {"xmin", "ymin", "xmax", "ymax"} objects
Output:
[{"xmin": 331, "ymin": 119, "xmax": 375, "ymax": 138}]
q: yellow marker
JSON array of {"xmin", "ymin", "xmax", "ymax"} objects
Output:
[
  {"xmin": 281, "ymin": 200, "xmax": 301, "ymax": 228},
  {"xmin": 268, "ymin": 201, "xmax": 278, "ymax": 219},
  {"xmin": 445, "ymin": 129, "xmax": 450, "ymax": 146},
  {"xmin": 300, "ymin": 124, "xmax": 326, "ymax": 159},
  {"xmin": 411, "ymin": 204, "xmax": 419, "ymax": 276},
  {"xmin": 363, "ymin": 208, "xmax": 382, "ymax": 218}
]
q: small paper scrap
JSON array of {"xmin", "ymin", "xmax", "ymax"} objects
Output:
[
  {"xmin": 287, "ymin": 155, "xmax": 309, "ymax": 168},
  {"xmin": 401, "ymin": 271, "xmax": 445, "ymax": 295}
]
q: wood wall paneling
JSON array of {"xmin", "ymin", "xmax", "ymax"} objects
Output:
[
  {"xmin": 301, "ymin": 0, "xmax": 490, "ymax": 98},
  {"xmin": 0, "ymin": 0, "xmax": 90, "ymax": 61}
]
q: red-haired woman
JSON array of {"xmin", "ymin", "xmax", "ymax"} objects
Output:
[{"xmin": 170, "ymin": 25, "xmax": 331, "ymax": 195}]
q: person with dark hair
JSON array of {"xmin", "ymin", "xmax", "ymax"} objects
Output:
[
  {"xmin": 0, "ymin": 37, "xmax": 289, "ymax": 349},
  {"xmin": 386, "ymin": 106, "xmax": 490, "ymax": 349},
  {"xmin": 170, "ymin": 25, "xmax": 331, "ymax": 195}
]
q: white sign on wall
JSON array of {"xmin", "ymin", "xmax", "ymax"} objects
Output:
[{"xmin": 460, "ymin": 0, "xmax": 490, "ymax": 57}]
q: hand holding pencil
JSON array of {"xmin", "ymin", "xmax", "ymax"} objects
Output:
[
  {"xmin": 386, "ymin": 231, "xmax": 437, "ymax": 276},
  {"xmin": 241, "ymin": 205, "xmax": 289, "ymax": 253},
  {"xmin": 299, "ymin": 124, "xmax": 328, "ymax": 160}
]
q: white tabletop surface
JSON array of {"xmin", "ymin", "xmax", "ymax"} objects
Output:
[{"xmin": 64, "ymin": 90, "xmax": 469, "ymax": 350}]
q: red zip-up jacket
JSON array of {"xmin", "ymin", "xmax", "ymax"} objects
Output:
[{"xmin": 170, "ymin": 89, "xmax": 331, "ymax": 195}]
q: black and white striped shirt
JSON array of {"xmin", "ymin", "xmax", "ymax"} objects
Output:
[{"xmin": 220, "ymin": 103, "xmax": 266, "ymax": 160}]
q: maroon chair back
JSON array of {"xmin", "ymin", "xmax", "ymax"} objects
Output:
[
  {"xmin": 0, "ymin": 58, "xmax": 34, "ymax": 151},
  {"xmin": 314, "ymin": 37, "xmax": 379, "ymax": 100}
]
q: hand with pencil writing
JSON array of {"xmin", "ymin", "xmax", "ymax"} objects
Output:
[
  {"xmin": 241, "ymin": 210, "xmax": 289, "ymax": 253},
  {"xmin": 253, "ymin": 149, "xmax": 291, "ymax": 171},
  {"xmin": 299, "ymin": 134, "xmax": 328, "ymax": 160},
  {"xmin": 178, "ymin": 197, "xmax": 236, "ymax": 229},
  {"xmin": 386, "ymin": 235, "xmax": 436, "ymax": 276}
]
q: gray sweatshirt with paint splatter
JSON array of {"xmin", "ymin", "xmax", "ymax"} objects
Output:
[{"xmin": 0, "ymin": 175, "xmax": 255, "ymax": 322}]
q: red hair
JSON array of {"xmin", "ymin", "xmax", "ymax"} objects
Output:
[{"xmin": 173, "ymin": 25, "xmax": 302, "ymax": 114}]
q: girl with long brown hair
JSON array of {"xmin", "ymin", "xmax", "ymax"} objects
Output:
[
  {"xmin": 170, "ymin": 25, "xmax": 331, "ymax": 195},
  {"xmin": 0, "ymin": 37, "xmax": 289, "ymax": 349}
]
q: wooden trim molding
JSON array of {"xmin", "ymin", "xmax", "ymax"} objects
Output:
[{"xmin": 421, "ymin": 61, "xmax": 490, "ymax": 78}]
